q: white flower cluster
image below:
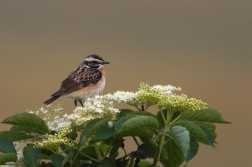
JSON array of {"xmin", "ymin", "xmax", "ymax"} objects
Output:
[
  {"xmin": 27, "ymin": 104, "xmax": 71, "ymax": 132},
  {"xmin": 151, "ymin": 84, "xmax": 181, "ymax": 95},
  {"xmin": 107, "ymin": 83, "xmax": 182, "ymax": 109},
  {"xmin": 46, "ymin": 114, "xmax": 71, "ymax": 132},
  {"xmin": 106, "ymin": 91, "xmax": 138, "ymax": 105},
  {"xmin": 67, "ymin": 95, "xmax": 119, "ymax": 127}
]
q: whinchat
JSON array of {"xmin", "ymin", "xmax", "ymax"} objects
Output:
[{"xmin": 44, "ymin": 54, "xmax": 110, "ymax": 106}]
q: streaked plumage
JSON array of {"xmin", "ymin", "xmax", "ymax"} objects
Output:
[{"xmin": 44, "ymin": 54, "xmax": 109, "ymax": 106}]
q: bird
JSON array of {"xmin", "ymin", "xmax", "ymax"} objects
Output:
[{"xmin": 44, "ymin": 54, "xmax": 110, "ymax": 107}]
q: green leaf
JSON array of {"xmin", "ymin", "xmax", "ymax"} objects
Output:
[
  {"xmin": 81, "ymin": 146, "xmax": 98, "ymax": 160},
  {"xmin": 109, "ymin": 138, "xmax": 124, "ymax": 159},
  {"xmin": 40, "ymin": 148, "xmax": 56, "ymax": 160},
  {"xmin": 0, "ymin": 153, "xmax": 17, "ymax": 165},
  {"xmin": 23, "ymin": 145, "xmax": 41, "ymax": 167},
  {"xmin": 92, "ymin": 125, "xmax": 116, "ymax": 142},
  {"xmin": 0, "ymin": 131, "xmax": 33, "ymax": 141},
  {"xmin": 3, "ymin": 112, "xmax": 49, "ymax": 134},
  {"xmin": 67, "ymin": 124, "xmax": 77, "ymax": 140},
  {"xmin": 51, "ymin": 154, "xmax": 64, "ymax": 167},
  {"xmin": 115, "ymin": 115, "xmax": 159, "ymax": 138},
  {"xmin": 197, "ymin": 122, "xmax": 217, "ymax": 141},
  {"xmin": 186, "ymin": 136, "xmax": 199, "ymax": 164},
  {"xmin": 161, "ymin": 135, "xmax": 184, "ymax": 167},
  {"xmin": 127, "ymin": 111, "xmax": 156, "ymax": 117},
  {"xmin": 115, "ymin": 159, "xmax": 129, "ymax": 167},
  {"xmin": 0, "ymin": 138, "xmax": 16, "ymax": 153},
  {"xmin": 172, "ymin": 120, "xmax": 208, "ymax": 144},
  {"xmin": 62, "ymin": 152, "xmax": 74, "ymax": 166},
  {"xmin": 100, "ymin": 157, "xmax": 116, "ymax": 167},
  {"xmin": 138, "ymin": 160, "xmax": 152, "ymax": 167},
  {"xmin": 168, "ymin": 126, "xmax": 190, "ymax": 159},
  {"xmin": 140, "ymin": 137, "xmax": 158, "ymax": 158},
  {"xmin": 179, "ymin": 107, "xmax": 230, "ymax": 123},
  {"xmin": 135, "ymin": 144, "xmax": 152, "ymax": 159},
  {"xmin": 80, "ymin": 118, "xmax": 107, "ymax": 145},
  {"xmin": 99, "ymin": 142, "xmax": 110, "ymax": 156},
  {"xmin": 196, "ymin": 122, "xmax": 216, "ymax": 147},
  {"xmin": 116, "ymin": 109, "xmax": 134, "ymax": 119},
  {"xmin": 71, "ymin": 160, "xmax": 81, "ymax": 167}
]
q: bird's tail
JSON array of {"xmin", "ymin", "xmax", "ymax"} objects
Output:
[{"xmin": 44, "ymin": 95, "xmax": 60, "ymax": 105}]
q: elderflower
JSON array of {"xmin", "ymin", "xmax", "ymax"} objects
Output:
[
  {"xmin": 110, "ymin": 83, "xmax": 182, "ymax": 110},
  {"xmin": 107, "ymin": 91, "xmax": 139, "ymax": 106},
  {"xmin": 67, "ymin": 95, "xmax": 119, "ymax": 127},
  {"xmin": 158, "ymin": 94, "xmax": 208, "ymax": 112},
  {"xmin": 27, "ymin": 104, "xmax": 71, "ymax": 132},
  {"xmin": 36, "ymin": 128, "xmax": 76, "ymax": 149}
]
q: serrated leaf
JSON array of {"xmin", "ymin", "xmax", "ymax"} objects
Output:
[
  {"xmin": 161, "ymin": 136, "xmax": 184, "ymax": 167},
  {"xmin": 100, "ymin": 157, "xmax": 116, "ymax": 167},
  {"xmin": 172, "ymin": 120, "xmax": 208, "ymax": 144},
  {"xmin": 115, "ymin": 115, "xmax": 159, "ymax": 138},
  {"xmin": 116, "ymin": 109, "xmax": 134, "ymax": 119},
  {"xmin": 186, "ymin": 136, "xmax": 199, "ymax": 164},
  {"xmin": 92, "ymin": 125, "xmax": 116, "ymax": 143},
  {"xmin": 135, "ymin": 144, "xmax": 152, "ymax": 159},
  {"xmin": 139, "ymin": 137, "xmax": 157, "ymax": 158},
  {"xmin": 197, "ymin": 122, "xmax": 217, "ymax": 141},
  {"xmin": 179, "ymin": 107, "xmax": 230, "ymax": 123},
  {"xmin": 0, "ymin": 153, "xmax": 17, "ymax": 165},
  {"xmin": 0, "ymin": 131, "xmax": 33, "ymax": 141},
  {"xmin": 3, "ymin": 112, "xmax": 49, "ymax": 134},
  {"xmin": 23, "ymin": 145, "xmax": 41, "ymax": 167},
  {"xmin": 127, "ymin": 111, "xmax": 156, "ymax": 117},
  {"xmin": 168, "ymin": 126, "xmax": 190, "ymax": 159},
  {"xmin": 51, "ymin": 154, "xmax": 64, "ymax": 167},
  {"xmin": 0, "ymin": 138, "xmax": 16, "ymax": 153},
  {"xmin": 80, "ymin": 118, "xmax": 107, "ymax": 145},
  {"xmin": 196, "ymin": 122, "xmax": 216, "ymax": 147}
]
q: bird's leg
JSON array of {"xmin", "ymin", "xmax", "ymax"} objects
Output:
[
  {"xmin": 79, "ymin": 100, "xmax": 84, "ymax": 107},
  {"xmin": 74, "ymin": 100, "xmax": 77, "ymax": 107}
]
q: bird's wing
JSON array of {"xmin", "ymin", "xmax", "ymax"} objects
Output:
[{"xmin": 51, "ymin": 68, "xmax": 102, "ymax": 96}]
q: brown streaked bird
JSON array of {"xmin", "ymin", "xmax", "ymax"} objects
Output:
[{"xmin": 44, "ymin": 54, "xmax": 110, "ymax": 107}]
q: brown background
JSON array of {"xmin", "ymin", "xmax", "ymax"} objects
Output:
[{"xmin": 0, "ymin": 1, "xmax": 251, "ymax": 166}]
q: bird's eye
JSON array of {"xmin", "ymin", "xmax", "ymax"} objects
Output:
[{"xmin": 92, "ymin": 61, "xmax": 96, "ymax": 63}]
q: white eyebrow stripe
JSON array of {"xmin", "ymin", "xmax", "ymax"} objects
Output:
[
  {"xmin": 85, "ymin": 57, "xmax": 103, "ymax": 63},
  {"xmin": 85, "ymin": 57, "xmax": 96, "ymax": 61}
]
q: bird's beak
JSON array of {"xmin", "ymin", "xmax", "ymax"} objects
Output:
[{"xmin": 102, "ymin": 61, "xmax": 110, "ymax": 64}]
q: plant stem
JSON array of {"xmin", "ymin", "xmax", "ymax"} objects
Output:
[
  {"xmin": 79, "ymin": 152, "xmax": 100, "ymax": 163},
  {"xmin": 152, "ymin": 134, "xmax": 165, "ymax": 167},
  {"xmin": 152, "ymin": 110, "xmax": 172, "ymax": 167},
  {"xmin": 160, "ymin": 110, "xmax": 168, "ymax": 124},
  {"xmin": 133, "ymin": 136, "xmax": 140, "ymax": 147},
  {"xmin": 94, "ymin": 143, "xmax": 103, "ymax": 161},
  {"xmin": 170, "ymin": 114, "xmax": 181, "ymax": 125}
]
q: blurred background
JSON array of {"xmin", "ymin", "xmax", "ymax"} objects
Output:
[{"xmin": 0, "ymin": 1, "xmax": 251, "ymax": 166}]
